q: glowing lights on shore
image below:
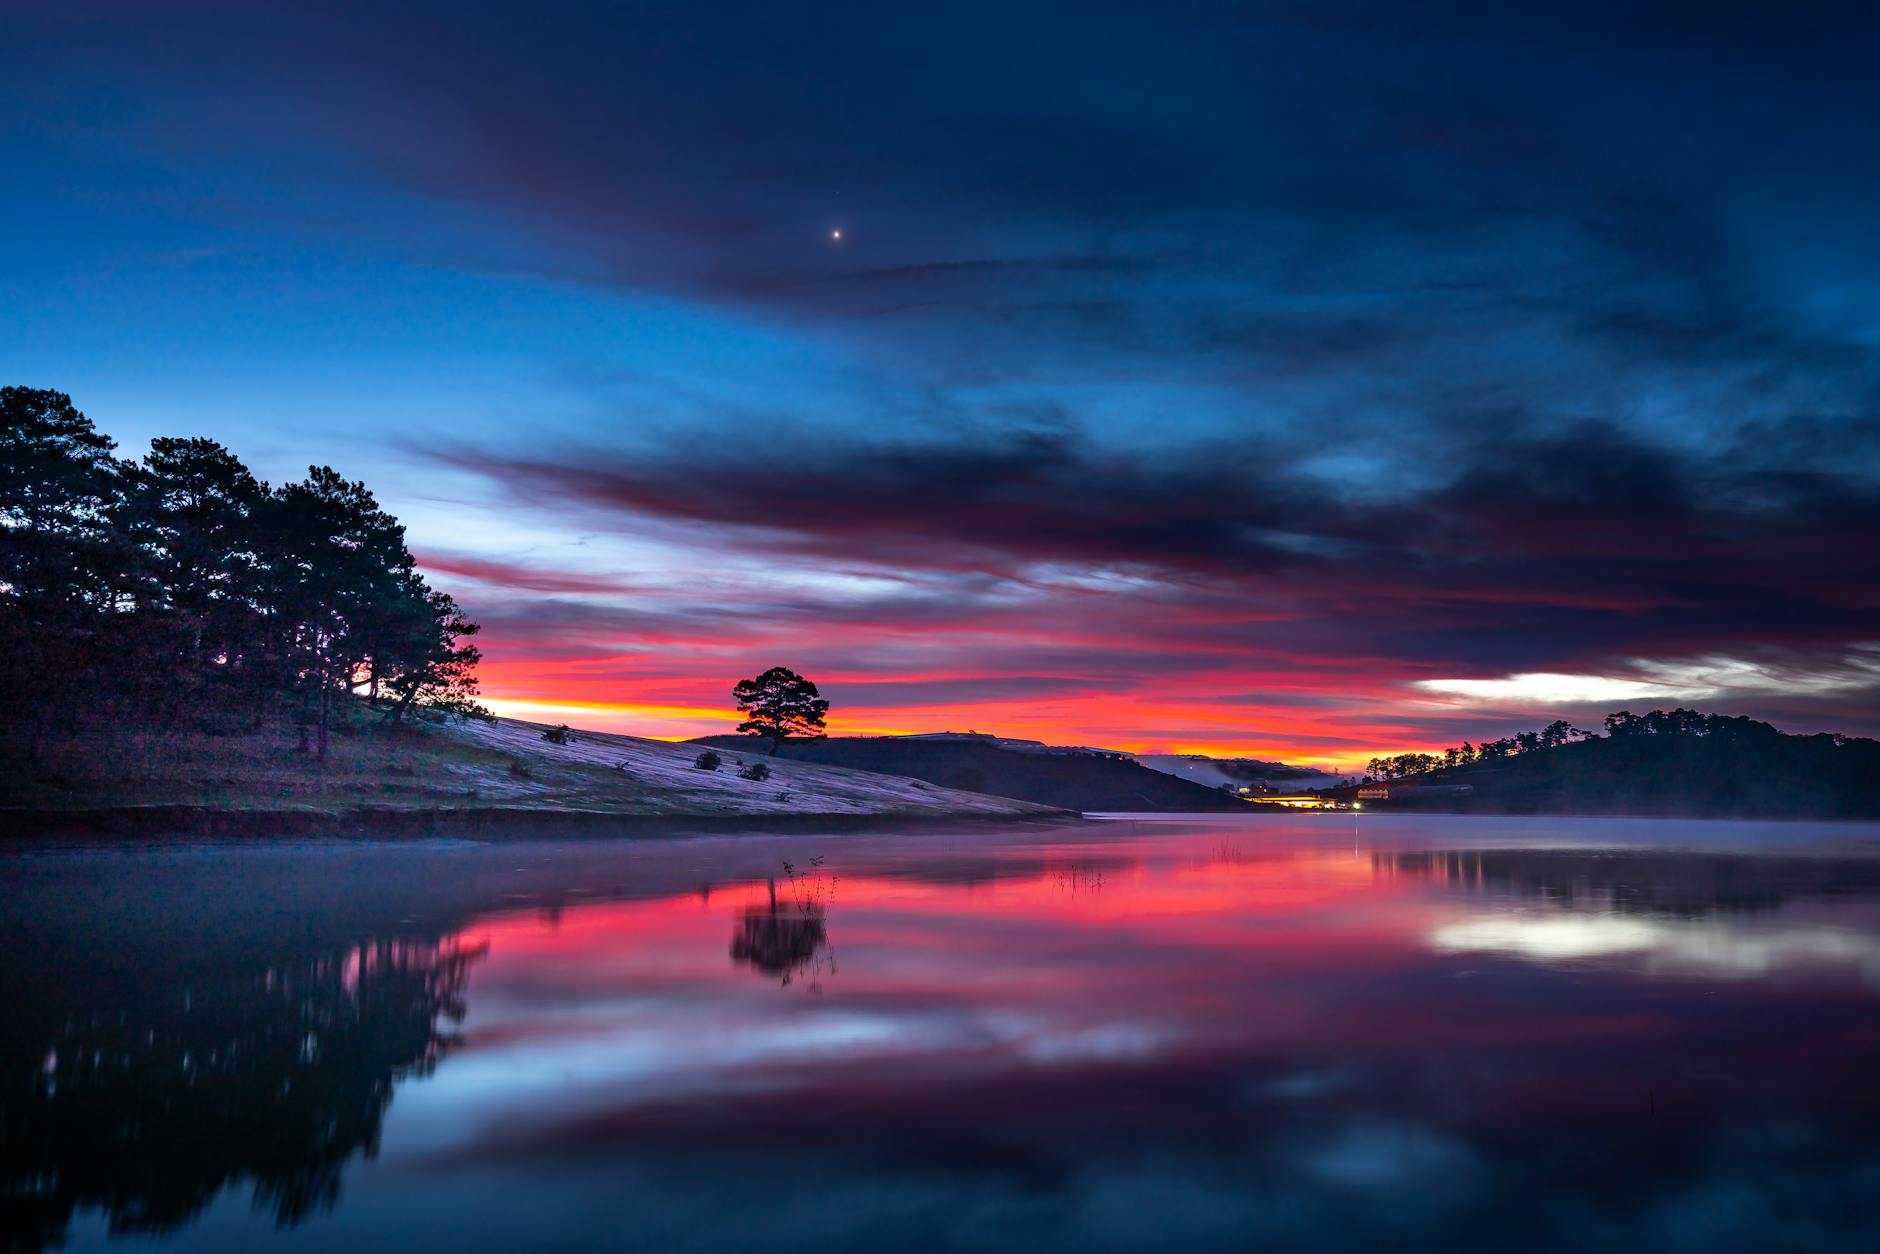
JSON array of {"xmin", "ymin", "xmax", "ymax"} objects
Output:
[{"xmin": 1246, "ymin": 794, "xmax": 1355, "ymax": 811}]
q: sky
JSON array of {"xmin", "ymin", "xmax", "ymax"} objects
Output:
[{"xmin": 5, "ymin": 1, "xmax": 1879, "ymax": 767}]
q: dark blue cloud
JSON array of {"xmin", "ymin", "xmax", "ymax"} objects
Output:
[
  {"xmin": 9, "ymin": 0, "xmax": 1880, "ymax": 748},
  {"xmin": 18, "ymin": 1, "xmax": 1880, "ymax": 439}
]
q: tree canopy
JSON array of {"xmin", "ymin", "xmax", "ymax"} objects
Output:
[
  {"xmin": 732, "ymin": 666, "xmax": 829, "ymax": 755},
  {"xmin": 0, "ymin": 386, "xmax": 486, "ymax": 762},
  {"xmin": 1368, "ymin": 719, "xmax": 1591, "ymax": 780}
]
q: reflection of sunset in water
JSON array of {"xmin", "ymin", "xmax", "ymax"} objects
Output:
[
  {"xmin": 429, "ymin": 832, "xmax": 1880, "ymax": 1137},
  {"xmin": 11, "ymin": 817, "xmax": 1880, "ymax": 1252}
]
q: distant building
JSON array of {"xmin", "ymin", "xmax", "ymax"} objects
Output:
[{"xmin": 1359, "ymin": 781, "xmax": 1473, "ymax": 800}]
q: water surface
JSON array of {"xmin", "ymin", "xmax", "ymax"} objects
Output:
[{"xmin": 6, "ymin": 813, "xmax": 1880, "ymax": 1252}]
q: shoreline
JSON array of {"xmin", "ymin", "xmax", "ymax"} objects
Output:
[{"xmin": 0, "ymin": 803, "xmax": 1086, "ymax": 841}]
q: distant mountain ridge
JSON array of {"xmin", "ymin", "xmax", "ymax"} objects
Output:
[{"xmin": 1135, "ymin": 753, "xmax": 1344, "ymax": 793}]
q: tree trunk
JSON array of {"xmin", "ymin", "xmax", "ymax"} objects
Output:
[
  {"xmin": 379, "ymin": 686, "xmax": 417, "ymax": 727},
  {"xmin": 316, "ymin": 662, "xmax": 330, "ymax": 763}
]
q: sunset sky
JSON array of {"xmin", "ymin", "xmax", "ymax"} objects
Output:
[{"xmin": 7, "ymin": 2, "xmax": 1879, "ymax": 767}]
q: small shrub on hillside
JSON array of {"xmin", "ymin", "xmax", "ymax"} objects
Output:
[
  {"xmin": 541, "ymin": 724, "xmax": 573, "ymax": 745},
  {"xmin": 694, "ymin": 750, "xmax": 723, "ymax": 771},
  {"xmin": 739, "ymin": 760, "xmax": 772, "ymax": 782},
  {"xmin": 507, "ymin": 756, "xmax": 532, "ymax": 779}
]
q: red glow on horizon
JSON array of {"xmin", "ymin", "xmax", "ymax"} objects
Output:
[
  {"xmin": 424, "ymin": 545, "xmax": 1876, "ymax": 767},
  {"xmin": 469, "ymin": 654, "xmax": 1455, "ymax": 769}
]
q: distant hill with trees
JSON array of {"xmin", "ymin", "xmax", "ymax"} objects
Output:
[
  {"xmin": 693, "ymin": 734, "xmax": 1243, "ymax": 812},
  {"xmin": 1347, "ymin": 709, "xmax": 1880, "ymax": 818}
]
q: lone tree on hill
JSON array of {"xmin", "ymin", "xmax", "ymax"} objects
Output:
[{"xmin": 733, "ymin": 666, "xmax": 829, "ymax": 755}]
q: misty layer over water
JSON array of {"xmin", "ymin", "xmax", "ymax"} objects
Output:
[{"xmin": 5, "ymin": 814, "xmax": 1880, "ymax": 1253}]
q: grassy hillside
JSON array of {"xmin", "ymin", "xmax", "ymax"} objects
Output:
[
  {"xmin": 694, "ymin": 735, "xmax": 1243, "ymax": 812},
  {"xmin": 1, "ymin": 711, "xmax": 1058, "ymax": 821}
]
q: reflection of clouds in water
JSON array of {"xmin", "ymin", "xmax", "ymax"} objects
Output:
[
  {"xmin": 1020, "ymin": 1023, "xmax": 1168, "ymax": 1063},
  {"xmin": 417, "ymin": 1012, "xmax": 922, "ymax": 1105},
  {"xmin": 380, "ymin": 839, "xmax": 1880, "ymax": 1251},
  {"xmin": 400, "ymin": 1005, "xmax": 1195, "ymax": 1156},
  {"xmin": 1252, "ymin": 1067, "xmax": 1356, "ymax": 1102},
  {"xmin": 1297, "ymin": 1120, "xmax": 1479, "ymax": 1191},
  {"xmin": 13, "ymin": 826, "xmax": 1880, "ymax": 1253},
  {"xmin": 1429, "ymin": 911, "xmax": 1880, "ymax": 984},
  {"xmin": 1430, "ymin": 913, "xmax": 1662, "ymax": 961},
  {"xmin": 372, "ymin": 1120, "xmax": 1880, "ymax": 1254}
]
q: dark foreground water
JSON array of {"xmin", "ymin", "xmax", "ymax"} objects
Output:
[{"xmin": 5, "ymin": 814, "xmax": 1880, "ymax": 1253}]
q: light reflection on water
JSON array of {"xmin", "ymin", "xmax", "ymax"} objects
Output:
[{"xmin": 6, "ymin": 814, "xmax": 1880, "ymax": 1252}]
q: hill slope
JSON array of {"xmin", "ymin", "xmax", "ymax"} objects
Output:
[
  {"xmin": 453, "ymin": 720, "xmax": 1059, "ymax": 817},
  {"xmin": 694, "ymin": 736, "xmax": 1242, "ymax": 812},
  {"xmin": 2, "ymin": 715, "xmax": 1059, "ymax": 822}
]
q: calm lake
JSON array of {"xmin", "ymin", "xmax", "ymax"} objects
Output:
[{"xmin": 6, "ymin": 813, "xmax": 1880, "ymax": 1252}]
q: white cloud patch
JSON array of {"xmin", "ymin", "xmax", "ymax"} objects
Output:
[
  {"xmin": 1415, "ymin": 649, "xmax": 1880, "ymax": 708},
  {"xmin": 1415, "ymin": 673, "xmax": 1687, "ymax": 705}
]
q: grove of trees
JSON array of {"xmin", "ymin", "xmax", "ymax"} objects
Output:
[
  {"xmin": 0, "ymin": 386, "xmax": 485, "ymax": 762},
  {"xmin": 1601, "ymin": 708, "xmax": 1825, "ymax": 742},
  {"xmin": 1369, "ymin": 720, "xmax": 1592, "ymax": 780}
]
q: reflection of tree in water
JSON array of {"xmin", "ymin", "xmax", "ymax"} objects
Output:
[
  {"xmin": 730, "ymin": 860, "xmax": 835, "ymax": 989},
  {"xmin": 0, "ymin": 935, "xmax": 485, "ymax": 1254},
  {"xmin": 1051, "ymin": 863, "xmax": 1106, "ymax": 898}
]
